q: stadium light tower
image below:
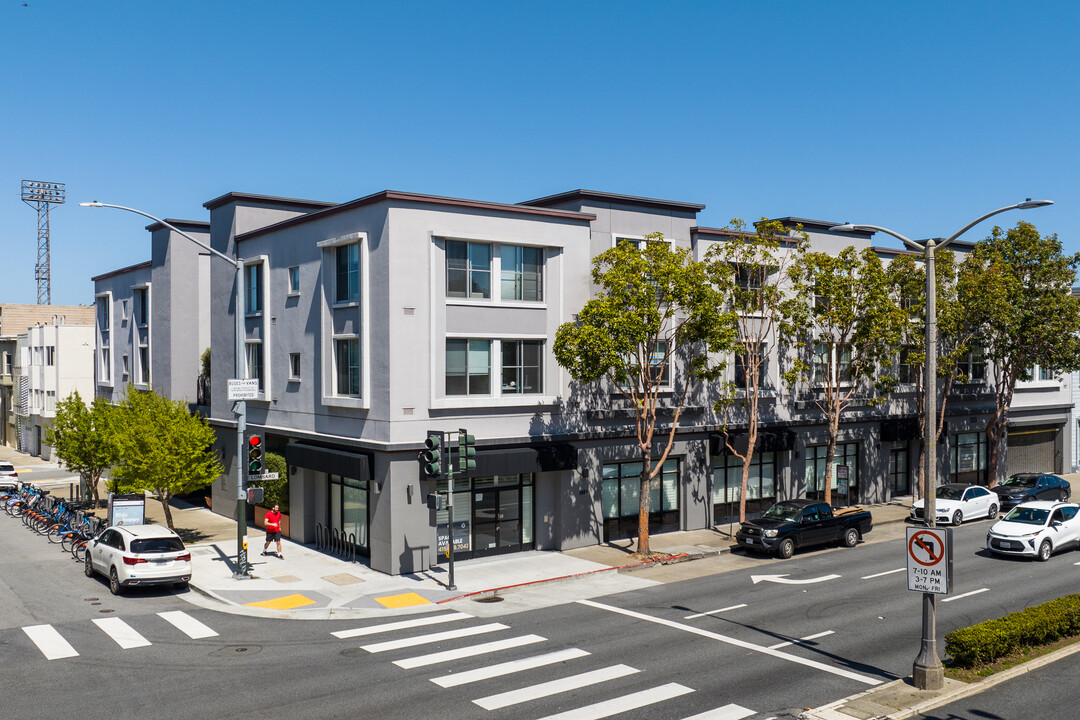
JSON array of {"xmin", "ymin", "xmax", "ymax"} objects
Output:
[{"xmin": 21, "ymin": 180, "xmax": 66, "ymax": 305}]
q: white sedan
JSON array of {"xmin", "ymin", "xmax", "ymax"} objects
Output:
[
  {"xmin": 986, "ymin": 501, "xmax": 1080, "ymax": 561},
  {"xmin": 84, "ymin": 524, "xmax": 191, "ymax": 595},
  {"xmin": 910, "ymin": 483, "xmax": 998, "ymax": 525}
]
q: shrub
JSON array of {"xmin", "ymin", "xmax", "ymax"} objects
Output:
[
  {"xmin": 945, "ymin": 594, "xmax": 1080, "ymax": 668},
  {"xmin": 257, "ymin": 451, "xmax": 289, "ymax": 514}
]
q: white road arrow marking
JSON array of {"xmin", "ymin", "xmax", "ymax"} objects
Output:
[{"xmin": 751, "ymin": 573, "xmax": 841, "ymax": 585}]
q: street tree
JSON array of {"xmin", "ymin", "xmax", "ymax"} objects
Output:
[
  {"xmin": 787, "ymin": 246, "xmax": 905, "ymax": 506},
  {"xmin": 959, "ymin": 221, "xmax": 1080, "ymax": 486},
  {"xmin": 886, "ymin": 249, "xmax": 976, "ymax": 497},
  {"xmin": 111, "ymin": 388, "xmax": 223, "ymax": 530},
  {"xmin": 44, "ymin": 391, "xmax": 119, "ymax": 506},
  {"xmin": 554, "ymin": 234, "xmax": 736, "ymax": 554},
  {"xmin": 704, "ymin": 218, "xmax": 806, "ymax": 522}
]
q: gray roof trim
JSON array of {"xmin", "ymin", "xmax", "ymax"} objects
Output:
[
  {"xmin": 522, "ymin": 189, "xmax": 706, "ymax": 212},
  {"xmin": 91, "ymin": 260, "xmax": 152, "ymax": 282},
  {"xmin": 203, "ymin": 191, "xmax": 338, "ymax": 212},
  {"xmin": 236, "ymin": 190, "xmax": 596, "ymax": 242},
  {"xmin": 144, "ymin": 218, "xmax": 210, "ymax": 233},
  {"xmin": 692, "ymin": 226, "xmax": 801, "ymax": 245}
]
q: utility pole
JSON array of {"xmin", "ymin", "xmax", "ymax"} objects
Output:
[{"xmin": 21, "ymin": 180, "xmax": 65, "ymax": 305}]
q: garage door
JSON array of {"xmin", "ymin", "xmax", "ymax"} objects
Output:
[{"xmin": 1007, "ymin": 424, "xmax": 1061, "ymax": 474}]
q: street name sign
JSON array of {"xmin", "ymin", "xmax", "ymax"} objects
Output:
[
  {"xmin": 906, "ymin": 526, "xmax": 953, "ymax": 594},
  {"xmin": 227, "ymin": 378, "xmax": 260, "ymax": 400},
  {"xmin": 248, "ymin": 472, "xmax": 280, "ymax": 482}
]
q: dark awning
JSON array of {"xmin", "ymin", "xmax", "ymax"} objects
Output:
[
  {"xmin": 285, "ymin": 442, "xmax": 372, "ymax": 482},
  {"xmin": 710, "ymin": 428, "xmax": 796, "ymax": 455},
  {"xmin": 475, "ymin": 444, "xmax": 577, "ymax": 476},
  {"xmin": 881, "ymin": 418, "xmax": 920, "ymax": 442}
]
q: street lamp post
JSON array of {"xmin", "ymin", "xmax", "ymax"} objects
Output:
[
  {"xmin": 831, "ymin": 198, "xmax": 1052, "ymax": 690},
  {"xmin": 80, "ymin": 201, "xmax": 253, "ymax": 578}
]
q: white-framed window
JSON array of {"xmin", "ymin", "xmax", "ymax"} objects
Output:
[
  {"xmin": 122, "ymin": 354, "xmax": 129, "ymax": 378},
  {"xmin": 95, "ymin": 293, "xmax": 112, "ymax": 384},
  {"xmin": 121, "ymin": 299, "xmax": 129, "ymax": 322},
  {"xmin": 333, "ymin": 337, "xmax": 360, "ymax": 396},
  {"xmin": 446, "ymin": 240, "xmax": 492, "ymax": 299},
  {"xmin": 734, "ymin": 343, "xmax": 768, "ymax": 389},
  {"xmin": 335, "ymin": 245, "xmax": 359, "ymax": 304},
  {"xmin": 138, "ymin": 345, "xmax": 150, "ymax": 385},
  {"xmin": 133, "ymin": 286, "xmax": 149, "ymax": 327},
  {"xmin": 501, "ymin": 340, "xmax": 543, "ymax": 394},
  {"xmin": 500, "ymin": 245, "xmax": 543, "ymax": 302},
  {"xmin": 288, "ymin": 266, "xmax": 301, "ymax": 296},
  {"xmin": 245, "ymin": 341, "xmax": 263, "ymax": 391},
  {"xmin": 289, "ymin": 353, "xmax": 301, "ymax": 381},
  {"xmin": 101, "ymin": 348, "xmax": 111, "ymax": 382},
  {"xmin": 446, "ymin": 339, "xmax": 491, "ymax": 395},
  {"xmin": 45, "ymin": 346, "xmax": 55, "ymax": 366},
  {"xmin": 245, "ymin": 263, "xmax": 263, "ymax": 315},
  {"xmin": 810, "ymin": 342, "xmax": 852, "ymax": 385},
  {"xmin": 45, "ymin": 391, "xmax": 56, "ymax": 412},
  {"xmin": 956, "ymin": 346, "xmax": 985, "ymax": 384},
  {"xmin": 1027, "ymin": 364, "xmax": 1057, "ymax": 382}
]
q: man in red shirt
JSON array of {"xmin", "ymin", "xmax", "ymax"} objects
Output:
[{"xmin": 261, "ymin": 504, "xmax": 283, "ymax": 559}]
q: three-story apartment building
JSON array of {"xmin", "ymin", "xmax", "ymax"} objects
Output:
[{"xmin": 92, "ymin": 187, "xmax": 1072, "ymax": 576}]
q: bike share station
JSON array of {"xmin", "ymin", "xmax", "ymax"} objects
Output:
[{"xmin": 107, "ymin": 493, "xmax": 146, "ymax": 527}]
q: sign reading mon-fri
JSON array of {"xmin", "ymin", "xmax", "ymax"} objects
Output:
[{"xmin": 906, "ymin": 526, "xmax": 953, "ymax": 594}]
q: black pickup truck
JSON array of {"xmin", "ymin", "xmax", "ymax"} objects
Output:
[{"xmin": 735, "ymin": 499, "xmax": 873, "ymax": 559}]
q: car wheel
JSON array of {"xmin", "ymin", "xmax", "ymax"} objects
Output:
[
  {"xmin": 987, "ymin": 504, "xmax": 998, "ymax": 520},
  {"xmin": 109, "ymin": 567, "xmax": 124, "ymax": 596},
  {"xmin": 1061, "ymin": 490, "xmax": 1070, "ymax": 502},
  {"xmin": 843, "ymin": 528, "xmax": 859, "ymax": 548},
  {"xmin": 1038, "ymin": 540, "xmax": 1053, "ymax": 562},
  {"xmin": 778, "ymin": 538, "xmax": 795, "ymax": 559},
  {"xmin": 952, "ymin": 510, "xmax": 963, "ymax": 526},
  {"xmin": 84, "ymin": 552, "xmax": 95, "ymax": 578}
]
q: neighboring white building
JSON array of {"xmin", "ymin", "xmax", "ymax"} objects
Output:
[{"xmin": 19, "ymin": 320, "xmax": 94, "ymax": 459}]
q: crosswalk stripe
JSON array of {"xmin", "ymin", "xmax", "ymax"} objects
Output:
[
  {"xmin": 679, "ymin": 703, "xmax": 756, "ymax": 720},
  {"xmin": 394, "ymin": 634, "xmax": 546, "ymax": 669},
  {"xmin": 157, "ymin": 611, "xmax": 218, "ymax": 639},
  {"xmin": 431, "ymin": 647, "xmax": 591, "ymax": 687},
  {"xmin": 361, "ymin": 622, "xmax": 507, "ymax": 653},
  {"xmin": 93, "ymin": 617, "xmax": 151, "ymax": 649},
  {"xmin": 22, "ymin": 624, "xmax": 79, "ymax": 660},
  {"xmin": 474, "ymin": 664, "xmax": 639, "ymax": 710},
  {"xmin": 332, "ymin": 611, "xmax": 472, "ymax": 639},
  {"xmin": 535, "ymin": 682, "xmax": 694, "ymax": 720}
]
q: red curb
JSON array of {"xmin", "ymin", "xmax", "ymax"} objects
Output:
[{"xmin": 435, "ymin": 557, "xmax": 661, "ymax": 603}]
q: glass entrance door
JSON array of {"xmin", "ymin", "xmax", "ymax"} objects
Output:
[{"xmin": 473, "ymin": 487, "xmax": 521, "ymax": 557}]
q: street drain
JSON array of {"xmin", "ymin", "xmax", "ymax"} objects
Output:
[
  {"xmin": 472, "ymin": 595, "xmax": 504, "ymax": 603},
  {"xmin": 85, "ymin": 597, "xmax": 99, "ymax": 602},
  {"xmin": 99, "ymin": 608, "xmax": 114, "ymax": 613},
  {"xmin": 91, "ymin": 602, "xmax": 101, "ymax": 606}
]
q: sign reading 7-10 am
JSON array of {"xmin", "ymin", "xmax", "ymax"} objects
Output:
[{"xmin": 906, "ymin": 526, "xmax": 953, "ymax": 594}]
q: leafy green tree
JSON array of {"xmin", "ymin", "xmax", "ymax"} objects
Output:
[
  {"xmin": 704, "ymin": 219, "xmax": 806, "ymax": 522},
  {"xmin": 44, "ymin": 391, "xmax": 119, "ymax": 507},
  {"xmin": 554, "ymin": 234, "xmax": 736, "ymax": 554},
  {"xmin": 111, "ymin": 388, "xmax": 223, "ymax": 529},
  {"xmin": 259, "ymin": 451, "xmax": 289, "ymax": 514},
  {"xmin": 886, "ymin": 249, "xmax": 975, "ymax": 497},
  {"xmin": 787, "ymin": 246, "xmax": 905, "ymax": 506},
  {"xmin": 960, "ymin": 222, "xmax": 1080, "ymax": 486}
]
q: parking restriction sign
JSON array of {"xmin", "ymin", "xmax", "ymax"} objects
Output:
[{"xmin": 906, "ymin": 527, "xmax": 953, "ymax": 594}]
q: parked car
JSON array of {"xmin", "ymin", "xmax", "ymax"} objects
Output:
[
  {"xmin": 910, "ymin": 483, "xmax": 998, "ymax": 525},
  {"xmin": 0, "ymin": 461, "xmax": 18, "ymax": 490},
  {"xmin": 985, "ymin": 501, "xmax": 1080, "ymax": 561},
  {"xmin": 736, "ymin": 499, "xmax": 873, "ymax": 559},
  {"xmin": 991, "ymin": 473, "xmax": 1070, "ymax": 511},
  {"xmin": 84, "ymin": 524, "xmax": 191, "ymax": 595}
]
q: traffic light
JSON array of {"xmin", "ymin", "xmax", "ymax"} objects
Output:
[
  {"xmin": 458, "ymin": 429, "xmax": 476, "ymax": 475},
  {"xmin": 420, "ymin": 431, "xmax": 446, "ymax": 478},
  {"xmin": 247, "ymin": 434, "xmax": 264, "ymax": 476}
]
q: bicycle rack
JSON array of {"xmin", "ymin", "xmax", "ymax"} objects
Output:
[{"xmin": 314, "ymin": 522, "xmax": 357, "ymax": 562}]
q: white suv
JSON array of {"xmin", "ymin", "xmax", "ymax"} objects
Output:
[
  {"xmin": 0, "ymin": 461, "xmax": 18, "ymax": 492},
  {"xmin": 84, "ymin": 524, "xmax": 192, "ymax": 595}
]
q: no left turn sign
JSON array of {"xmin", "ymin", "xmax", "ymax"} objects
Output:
[{"xmin": 906, "ymin": 527, "xmax": 953, "ymax": 594}]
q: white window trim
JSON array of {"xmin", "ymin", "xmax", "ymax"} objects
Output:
[
  {"xmin": 288, "ymin": 352, "xmax": 301, "ymax": 382},
  {"xmin": 329, "ymin": 333, "xmax": 362, "ymax": 401},
  {"xmin": 241, "ymin": 256, "xmax": 271, "ymax": 401},
  {"xmin": 437, "ymin": 232, "xmax": 549, "ymax": 306},
  {"xmin": 95, "ymin": 291, "xmax": 114, "ymax": 388},
  {"xmin": 244, "ymin": 258, "xmax": 267, "ymax": 317},
  {"xmin": 320, "ymin": 237, "xmax": 369, "ymax": 410},
  {"xmin": 132, "ymin": 282, "xmax": 151, "ymax": 329},
  {"xmin": 287, "ymin": 266, "xmax": 301, "ymax": 297},
  {"xmin": 130, "ymin": 283, "xmax": 152, "ymax": 389},
  {"xmin": 433, "ymin": 334, "xmax": 557, "ymax": 409}
]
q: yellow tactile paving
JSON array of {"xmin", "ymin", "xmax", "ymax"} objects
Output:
[
  {"xmin": 374, "ymin": 592, "xmax": 432, "ymax": 609},
  {"xmin": 244, "ymin": 594, "xmax": 317, "ymax": 610}
]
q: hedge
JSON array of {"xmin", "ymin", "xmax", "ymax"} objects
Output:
[{"xmin": 945, "ymin": 594, "xmax": 1080, "ymax": 668}]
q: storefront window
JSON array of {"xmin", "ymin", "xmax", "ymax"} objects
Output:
[
  {"xmin": 328, "ymin": 474, "xmax": 369, "ymax": 553},
  {"xmin": 602, "ymin": 459, "xmax": 679, "ymax": 541},
  {"xmin": 805, "ymin": 443, "xmax": 858, "ymax": 504},
  {"xmin": 950, "ymin": 432, "xmax": 988, "ymax": 485},
  {"xmin": 436, "ymin": 473, "xmax": 533, "ymax": 560},
  {"xmin": 712, "ymin": 452, "xmax": 776, "ymax": 524}
]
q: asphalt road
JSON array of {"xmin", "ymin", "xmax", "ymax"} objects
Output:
[{"xmin": 3, "ymin": 507, "xmax": 1079, "ymax": 720}]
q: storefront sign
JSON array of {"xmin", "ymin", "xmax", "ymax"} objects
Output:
[{"xmin": 437, "ymin": 520, "xmax": 471, "ymax": 556}]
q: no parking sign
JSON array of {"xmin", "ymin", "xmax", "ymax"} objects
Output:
[{"xmin": 906, "ymin": 526, "xmax": 953, "ymax": 594}]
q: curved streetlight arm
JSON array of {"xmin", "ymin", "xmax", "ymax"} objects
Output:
[
  {"xmin": 833, "ymin": 223, "xmax": 922, "ymax": 252},
  {"xmin": 941, "ymin": 200, "xmax": 1052, "ymax": 249},
  {"xmin": 80, "ymin": 202, "xmax": 240, "ymax": 268}
]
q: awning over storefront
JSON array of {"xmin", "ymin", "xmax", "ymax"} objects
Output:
[
  {"xmin": 710, "ymin": 428, "xmax": 795, "ymax": 455},
  {"xmin": 285, "ymin": 442, "xmax": 372, "ymax": 482},
  {"xmin": 880, "ymin": 417, "xmax": 920, "ymax": 442},
  {"xmin": 474, "ymin": 444, "xmax": 577, "ymax": 476}
]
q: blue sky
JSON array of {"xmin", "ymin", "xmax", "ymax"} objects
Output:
[{"xmin": 2, "ymin": 1, "xmax": 1076, "ymax": 306}]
